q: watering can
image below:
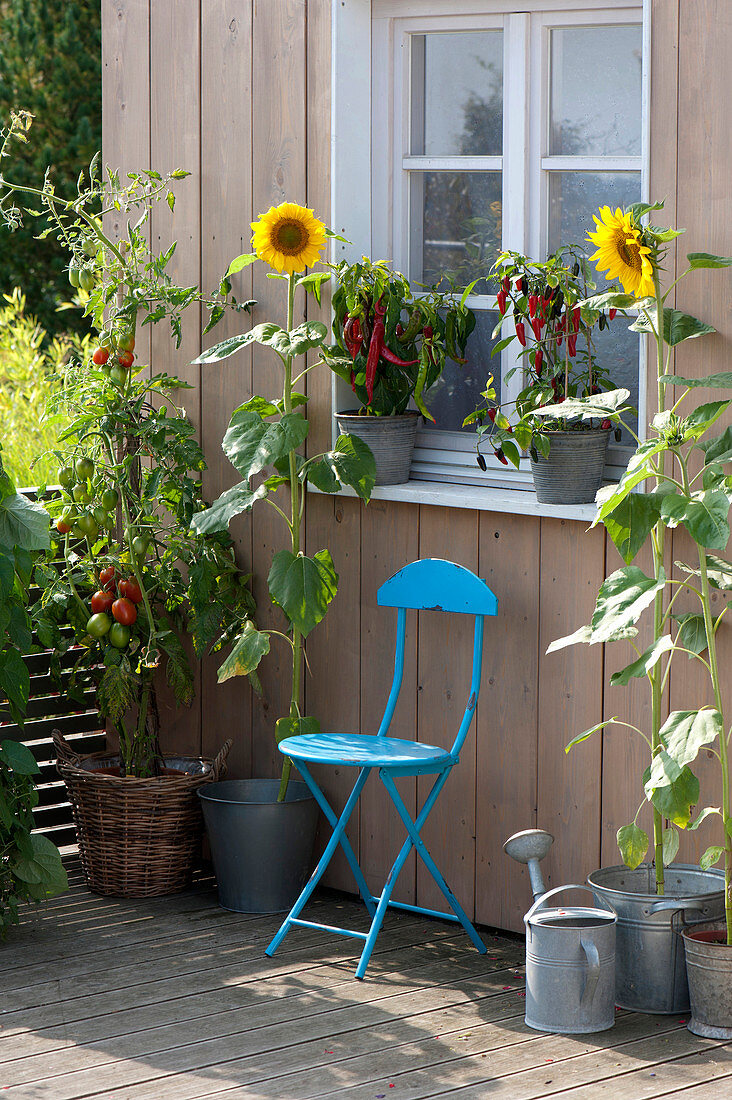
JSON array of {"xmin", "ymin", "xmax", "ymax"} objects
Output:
[{"xmin": 504, "ymin": 829, "xmax": 617, "ymax": 1034}]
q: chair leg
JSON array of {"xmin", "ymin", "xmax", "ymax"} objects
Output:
[
  {"xmin": 265, "ymin": 766, "xmax": 374, "ymax": 960},
  {"xmin": 380, "ymin": 769, "xmax": 487, "ymax": 956},
  {"xmin": 355, "ymin": 828, "xmax": 416, "ymax": 979}
]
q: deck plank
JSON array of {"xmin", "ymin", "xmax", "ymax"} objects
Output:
[{"xmin": 1, "ymin": 870, "xmax": 728, "ymax": 1100}]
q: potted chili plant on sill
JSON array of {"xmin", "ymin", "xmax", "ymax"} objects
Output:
[
  {"xmin": 465, "ymin": 247, "xmax": 629, "ymax": 504},
  {"xmin": 546, "ymin": 201, "xmax": 731, "ymax": 1016},
  {"xmin": 1, "ymin": 113, "xmax": 255, "ymax": 897},
  {"xmin": 191, "ymin": 202, "xmax": 376, "ymax": 913},
  {"xmin": 324, "ymin": 256, "xmax": 476, "ymax": 485}
]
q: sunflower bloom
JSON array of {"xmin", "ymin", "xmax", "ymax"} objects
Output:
[
  {"xmin": 587, "ymin": 206, "xmax": 655, "ymax": 298},
  {"xmin": 251, "ymin": 202, "xmax": 326, "ymax": 274}
]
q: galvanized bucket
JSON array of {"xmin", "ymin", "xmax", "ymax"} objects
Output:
[
  {"xmin": 529, "ymin": 428, "xmax": 609, "ymax": 504},
  {"xmin": 335, "ymin": 411, "xmax": 419, "ymax": 485},
  {"xmin": 588, "ymin": 864, "xmax": 725, "ymax": 1013},
  {"xmin": 524, "ymin": 884, "xmax": 616, "ymax": 1034},
  {"xmin": 682, "ymin": 924, "xmax": 732, "ymax": 1039}
]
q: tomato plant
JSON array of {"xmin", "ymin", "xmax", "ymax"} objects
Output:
[
  {"xmin": 118, "ymin": 578, "xmax": 142, "ymax": 604},
  {"xmin": 90, "ymin": 590, "xmax": 114, "ymax": 614},
  {"xmin": 111, "ymin": 597, "xmax": 137, "ymax": 626},
  {"xmin": 92, "ymin": 347, "xmax": 109, "ymax": 366}
]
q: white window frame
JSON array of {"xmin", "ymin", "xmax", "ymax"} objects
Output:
[{"xmin": 331, "ymin": 0, "xmax": 650, "ymax": 510}]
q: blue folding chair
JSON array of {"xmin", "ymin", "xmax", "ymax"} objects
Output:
[{"xmin": 266, "ymin": 558, "xmax": 498, "ymax": 979}]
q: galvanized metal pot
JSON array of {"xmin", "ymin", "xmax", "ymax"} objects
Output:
[
  {"xmin": 198, "ymin": 779, "xmax": 318, "ymax": 914},
  {"xmin": 529, "ymin": 427, "xmax": 609, "ymax": 504},
  {"xmin": 682, "ymin": 925, "xmax": 732, "ymax": 1039},
  {"xmin": 588, "ymin": 864, "xmax": 725, "ymax": 1013},
  {"xmin": 335, "ymin": 411, "xmax": 419, "ymax": 485},
  {"xmin": 524, "ymin": 884, "xmax": 616, "ymax": 1034}
]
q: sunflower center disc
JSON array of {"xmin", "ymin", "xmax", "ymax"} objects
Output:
[{"xmin": 274, "ymin": 220, "xmax": 308, "ymax": 255}]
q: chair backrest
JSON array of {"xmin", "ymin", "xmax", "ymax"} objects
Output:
[{"xmin": 375, "ymin": 559, "xmax": 498, "ymax": 756}]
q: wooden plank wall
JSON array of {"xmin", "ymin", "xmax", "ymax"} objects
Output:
[{"xmin": 102, "ymin": 0, "xmax": 732, "ymax": 933}]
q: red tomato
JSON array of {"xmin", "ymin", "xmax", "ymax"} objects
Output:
[
  {"xmin": 112, "ymin": 597, "xmax": 137, "ymax": 626},
  {"xmin": 118, "ymin": 578, "xmax": 143, "ymax": 604},
  {"xmin": 91, "ymin": 589, "xmax": 114, "ymax": 614},
  {"xmin": 99, "ymin": 565, "xmax": 117, "ymax": 592},
  {"xmin": 56, "ymin": 518, "xmax": 72, "ymax": 535},
  {"xmin": 118, "ymin": 351, "xmax": 134, "ymax": 370},
  {"xmin": 92, "ymin": 347, "xmax": 109, "ymax": 366}
]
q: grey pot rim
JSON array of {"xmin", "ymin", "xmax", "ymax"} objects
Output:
[
  {"xmin": 588, "ymin": 863, "xmax": 725, "ymax": 901},
  {"xmin": 334, "ymin": 409, "xmax": 421, "ymax": 421},
  {"xmin": 197, "ymin": 778, "xmax": 314, "ymax": 806},
  {"xmin": 536, "ymin": 425, "xmax": 611, "ymax": 437}
]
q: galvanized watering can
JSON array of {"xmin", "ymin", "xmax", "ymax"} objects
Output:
[{"xmin": 504, "ymin": 829, "xmax": 617, "ymax": 1034}]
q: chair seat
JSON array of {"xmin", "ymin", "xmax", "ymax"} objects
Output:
[{"xmin": 278, "ymin": 733, "xmax": 454, "ymax": 770}]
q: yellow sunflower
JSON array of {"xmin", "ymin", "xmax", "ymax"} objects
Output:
[
  {"xmin": 587, "ymin": 206, "xmax": 655, "ymax": 298},
  {"xmin": 250, "ymin": 202, "xmax": 326, "ymax": 274}
]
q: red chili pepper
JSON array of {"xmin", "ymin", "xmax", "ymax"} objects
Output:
[
  {"xmin": 515, "ymin": 277, "xmax": 523, "ymax": 294},
  {"xmin": 567, "ymin": 335, "xmax": 577, "ymax": 358},
  {"xmin": 495, "ymin": 447, "xmax": 509, "ymax": 465},
  {"xmin": 351, "ymin": 317, "xmax": 363, "ymax": 357},
  {"xmin": 381, "ymin": 345, "xmax": 419, "ymax": 367},
  {"xmin": 528, "ymin": 294, "xmax": 538, "ymax": 317},
  {"xmin": 422, "ymin": 325, "xmax": 433, "ymax": 339},
  {"xmin": 531, "ymin": 317, "xmax": 543, "ymax": 342},
  {"xmin": 487, "ymin": 407, "xmax": 496, "ymax": 422},
  {"xmin": 501, "ymin": 276, "xmax": 510, "ymax": 293},
  {"xmin": 572, "ymin": 306, "xmax": 581, "ymax": 333},
  {"xmin": 609, "ymin": 308, "xmax": 617, "ymax": 320},
  {"xmin": 395, "ymin": 322, "xmax": 404, "ymax": 337},
  {"xmin": 534, "ymin": 349, "xmax": 543, "ymax": 375},
  {"xmin": 497, "ymin": 290, "xmax": 507, "ymax": 315},
  {"xmin": 515, "ymin": 320, "xmax": 526, "ymax": 347},
  {"xmin": 601, "ymin": 418, "xmax": 612, "ymax": 429},
  {"xmin": 365, "ymin": 297, "xmax": 386, "ymax": 404}
]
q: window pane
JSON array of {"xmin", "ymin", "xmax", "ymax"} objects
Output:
[
  {"xmin": 410, "ymin": 171, "xmax": 502, "ymax": 289},
  {"xmin": 548, "ymin": 171, "xmax": 641, "ymax": 444},
  {"xmin": 421, "ymin": 310, "xmax": 500, "ymax": 433},
  {"xmin": 411, "ymin": 32, "xmax": 503, "ymax": 156},
  {"xmin": 549, "ymin": 25, "xmax": 642, "ymax": 156}
]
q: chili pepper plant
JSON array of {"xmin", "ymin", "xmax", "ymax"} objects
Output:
[
  {"xmin": 464, "ymin": 247, "xmax": 629, "ymax": 469},
  {"xmin": 544, "ymin": 201, "xmax": 732, "ymax": 927},
  {"xmin": 192, "ymin": 203, "xmax": 377, "ymax": 801},
  {"xmin": 0, "ymin": 115, "xmax": 256, "ymax": 778},
  {"xmin": 325, "ymin": 256, "xmax": 476, "ymax": 421}
]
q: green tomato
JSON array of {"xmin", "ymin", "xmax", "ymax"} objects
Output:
[
  {"xmin": 108, "ymin": 622, "xmax": 131, "ymax": 649},
  {"xmin": 109, "ymin": 363, "xmax": 127, "ymax": 387},
  {"xmin": 73, "ymin": 484, "xmax": 92, "ymax": 503},
  {"xmin": 77, "ymin": 513, "xmax": 99, "ymax": 540},
  {"xmin": 101, "ymin": 488, "xmax": 119, "ymax": 511},
  {"xmin": 71, "ymin": 523, "xmax": 84, "ymax": 539},
  {"xmin": 60, "ymin": 506, "xmax": 77, "ymax": 526},
  {"xmin": 75, "ymin": 456, "xmax": 95, "ymax": 481},
  {"xmin": 68, "ymin": 265, "xmax": 81, "ymax": 288},
  {"xmin": 58, "ymin": 466, "xmax": 76, "ymax": 490},
  {"xmin": 79, "ymin": 268, "xmax": 95, "ymax": 292},
  {"xmin": 82, "ymin": 236, "xmax": 99, "ymax": 258},
  {"xmin": 131, "ymin": 534, "xmax": 150, "ymax": 558},
  {"xmin": 92, "ymin": 506, "xmax": 108, "ymax": 526},
  {"xmin": 86, "ymin": 612, "xmax": 111, "ymax": 639}
]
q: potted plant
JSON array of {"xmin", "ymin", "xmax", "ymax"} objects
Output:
[
  {"xmin": 0, "ymin": 445, "xmax": 68, "ymax": 932},
  {"xmin": 191, "ymin": 201, "xmax": 376, "ymax": 913},
  {"xmin": 547, "ymin": 201, "xmax": 731, "ymax": 1013},
  {"xmin": 325, "ymin": 256, "xmax": 476, "ymax": 484},
  {"xmin": 1, "ymin": 115, "xmax": 255, "ymax": 896},
  {"xmin": 465, "ymin": 247, "xmax": 628, "ymax": 504}
]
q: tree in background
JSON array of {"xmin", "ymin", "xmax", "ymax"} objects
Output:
[{"xmin": 0, "ymin": 0, "xmax": 101, "ymax": 338}]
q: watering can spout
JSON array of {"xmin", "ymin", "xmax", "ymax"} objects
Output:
[{"xmin": 503, "ymin": 828, "xmax": 554, "ymax": 901}]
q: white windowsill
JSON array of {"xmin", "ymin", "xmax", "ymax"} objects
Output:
[{"xmin": 311, "ymin": 479, "xmax": 598, "ymax": 521}]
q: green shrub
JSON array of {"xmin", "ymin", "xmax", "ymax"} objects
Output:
[{"xmin": 0, "ymin": 288, "xmax": 87, "ymax": 487}]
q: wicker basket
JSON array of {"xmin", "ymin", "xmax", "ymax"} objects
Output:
[{"xmin": 54, "ymin": 730, "xmax": 232, "ymax": 898}]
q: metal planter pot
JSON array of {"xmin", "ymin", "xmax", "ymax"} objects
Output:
[
  {"xmin": 335, "ymin": 411, "xmax": 419, "ymax": 485},
  {"xmin": 588, "ymin": 864, "xmax": 725, "ymax": 1013},
  {"xmin": 682, "ymin": 925, "xmax": 732, "ymax": 1038},
  {"xmin": 198, "ymin": 779, "xmax": 319, "ymax": 914},
  {"xmin": 529, "ymin": 428, "xmax": 609, "ymax": 504}
]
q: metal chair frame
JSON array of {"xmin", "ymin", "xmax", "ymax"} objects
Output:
[{"xmin": 265, "ymin": 558, "xmax": 498, "ymax": 979}]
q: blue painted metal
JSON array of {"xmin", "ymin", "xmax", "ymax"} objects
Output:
[
  {"xmin": 377, "ymin": 557, "xmax": 498, "ymax": 615},
  {"xmin": 265, "ymin": 558, "xmax": 498, "ymax": 978}
]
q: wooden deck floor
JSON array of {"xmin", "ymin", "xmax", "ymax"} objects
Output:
[{"xmin": 1, "ymin": 865, "xmax": 730, "ymax": 1099}]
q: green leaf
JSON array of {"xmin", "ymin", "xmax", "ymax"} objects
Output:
[
  {"xmin": 662, "ymin": 827, "xmax": 679, "ymax": 865},
  {"xmin": 648, "ymin": 709, "xmax": 722, "ymax": 789},
  {"xmin": 580, "ymin": 290, "xmax": 638, "ymax": 313},
  {"xmin": 192, "ymin": 483, "xmax": 268, "ymax": 534},
  {"xmin": 594, "ymin": 440, "xmax": 667, "ymax": 525},
  {"xmin": 547, "ymin": 625, "xmax": 592, "ymax": 655},
  {"xmin": 222, "ymin": 410, "xmax": 309, "ymax": 480},
  {"xmin": 217, "ymin": 622, "xmax": 270, "ymax": 683},
  {"xmin": 688, "ymin": 806, "xmax": 721, "ymax": 831},
  {"xmin": 661, "ymin": 488, "xmax": 730, "ymax": 549},
  {"xmin": 531, "ymin": 387, "xmax": 630, "ymax": 422},
  {"xmin": 603, "ymin": 491, "xmax": 664, "ymax": 564},
  {"xmin": 296, "ymin": 271, "xmax": 332, "ymax": 305},
  {"xmin": 194, "ymin": 323, "xmax": 284, "ymax": 364},
  {"xmin": 565, "ymin": 718, "xmax": 618, "ymax": 752},
  {"xmin": 225, "ymin": 252, "xmax": 258, "ymax": 277},
  {"xmin": 700, "ymin": 846, "xmax": 725, "ymax": 870},
  {"xmin": 160, "ymin": 632, "xmax": 194, "ymax": 708},
  {"xmin": 660, "ymin": 372, "xmax": 732, "ymax": 389},
  {"xmin": 699, "ymin": 425, "xmax": 732, "ymax": 467},
  {"xmin": 284, "ymin": 321, "xmax": 328, "ymax": 357},
  {"xmin": 702, "ymin": 553, "xmax": 732, "ymax": 590},
  {"xmin": 267, "ymin": 549, "xmax": 339, "ymax": 638},
  {"xmin": 0, "ymin": 492, "xmax": 50, "ymax": 552},
  {"xmin": 617, "ymin": 823, "xmax": 649, "ymax": 870},
  {"xmin": 590, "ymin": 565, "xmax": 666, "ymax": 643},
  {"xmin": 97, "ymin": 664, "xmax": 138, "ymax": 724},
  {"xmin": 630, "ymin": 308, "xmax": 715, "ymax": 346},
  {"xmin": 0, "ymin": 648, "xmax": 30, "ymax": 713},
  {"xmin": 28, "ymin": 834, "xmax": 68, "ymax": 894},
  {"xmin": 687, "ymin": 253, "xmax": 732, "ymax": 269},
  {"xmin": 0, "ymin": 739, "xmax": 39, "ymax": 775},
  {"xmin": 275, "ymin": 715, "xmax": 321, "ymax": 743},
  {"xmin": 610, "ymin": 635, "xmax": 673, "ymax": 686},
  {"xmin": 307, "ymin": 434, "xmax": 376, "ymax": 501},
  {"xmin": 672, "ymin": 613, "xmax": 708, "ymax": 657},
  {"xmin": 684, "ymin": 401, "xmax": 731, "ymax": 439}
]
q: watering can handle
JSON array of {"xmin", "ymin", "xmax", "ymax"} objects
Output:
[
  {"xmin": 524, "ymin": 884, "xmax": 616, "ymax": 925},
  {"xmin": 579, "ymin": 937, "xmax": 601, "ymax": 1008},
  {"xmin": 644, "ymin": 899, "xmax": 704, "ymax": 916}
]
